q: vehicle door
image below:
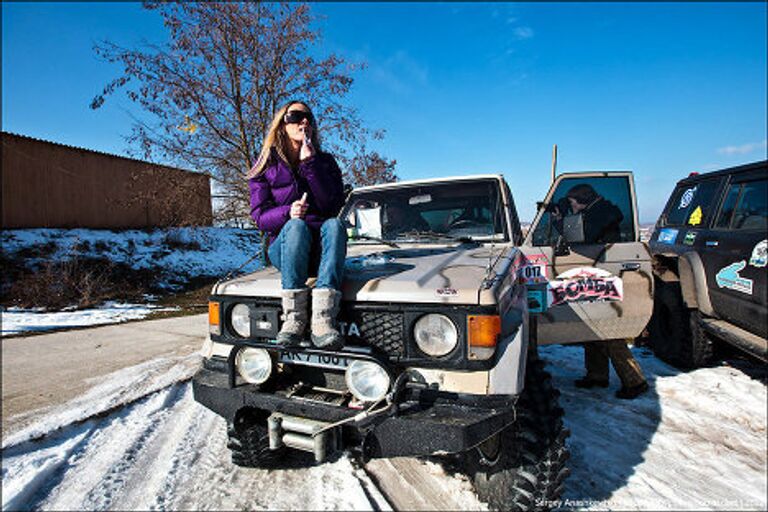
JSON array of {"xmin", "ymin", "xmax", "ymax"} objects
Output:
[
  {"xmin": 702, "ymin": 168, "xmax": 768, "ymax": 338},
  {"xmin": 521, "ymin": 172, "xmax": 654, "ymax": 344}
]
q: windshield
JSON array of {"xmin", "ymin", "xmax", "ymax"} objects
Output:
[{"xmin": 340, "ymin": 179, "xmax": 508, "ymax": 243}]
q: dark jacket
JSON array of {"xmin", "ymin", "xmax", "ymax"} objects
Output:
[
  {"xmin": 582, "ymin": 197, "xmax": 624, "ymax": 243},
  {"xmin": 248, "ymin": 149, "xmax": 345, "ymax": 243}
]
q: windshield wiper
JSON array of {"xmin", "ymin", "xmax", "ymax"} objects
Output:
[
  {"xmin": 350, "ymin": 234, "xmax": 400, "ymax": 248},
  {"xmin": 396, "ymin": 230, "xmax": 479, "ymax": 245}
]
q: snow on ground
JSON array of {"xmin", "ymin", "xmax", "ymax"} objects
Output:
[
  {"xmin": 1, "ymin": 302, "xmax": 178, "ymax": 337},
  {"xmin": 1, "ymin": 227, "xmax": 263, "ymax": 336},
  {"xmin": 2, "ymin": 344, "xmax": 765, "ymax": 511},
  {"xmin": 1, "ymin": 227, "xmax": 263, "ymax": 288},
  {"xmin": 544, "ymin": 344, "xmax": 767, "ymax": 511},
  {"xmin": 2, "ymin": 384, "xmax": 390, "ymax": 511}
]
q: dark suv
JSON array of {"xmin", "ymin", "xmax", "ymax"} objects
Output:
[{"xmin": 648, "ymin": 160, "xmax": 767, "ymax": 368}]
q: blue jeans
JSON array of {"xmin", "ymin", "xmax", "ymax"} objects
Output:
[{"xmin": 268, "ymin": 218, "xmax": 347, "ymax": 290}]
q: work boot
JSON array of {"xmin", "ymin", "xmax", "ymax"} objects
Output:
[
  {"xmin": 277, "ymin": 288, "xmax": 310, "ymax": 346},
  {"xmin": 615, "ymin": 381, "xmax": 649, "ymax": 400},
  {"xmin": 311, "ymin": 288, "xmax": 344, "ymax": 350},
  {"xmin": 574, "ymin": 377, "xmax": 609, "ymax": 389}
]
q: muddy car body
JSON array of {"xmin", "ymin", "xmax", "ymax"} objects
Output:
[{"xmin": 194, "ymin": 172, "xmax": 652, "ymax": 510}]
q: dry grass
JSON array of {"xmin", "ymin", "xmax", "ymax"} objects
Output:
[{"xmin": 3, "ymin": 256, "xmax": 156, "ymax": 311}]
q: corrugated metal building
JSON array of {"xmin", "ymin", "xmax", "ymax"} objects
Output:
[{"xmin": 1, "ymin": 132, "xmax": 212, "ymax": 229}]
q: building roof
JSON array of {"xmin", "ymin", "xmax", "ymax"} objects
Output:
[{"xmin": 1, "ymin": 131, "xmax": 200, "ymax": 176}]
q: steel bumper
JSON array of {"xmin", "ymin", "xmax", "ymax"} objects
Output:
[{"xmin": 193, "ymin": 365, "xmax": 516, "ymax": 458}]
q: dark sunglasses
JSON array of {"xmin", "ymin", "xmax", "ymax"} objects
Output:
[{"xmin": 283, "ymin": 110, "xmax": 314, "ymax": 125}]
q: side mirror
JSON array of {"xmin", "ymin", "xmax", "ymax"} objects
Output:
[{"xmin": 562, "ymin": 213, "xmax": 585, "ymax": 244}]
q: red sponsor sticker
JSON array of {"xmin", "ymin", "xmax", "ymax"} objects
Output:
[{"xmin": 547, "ymin": 267, "xmax": 623, "ymax": 306}]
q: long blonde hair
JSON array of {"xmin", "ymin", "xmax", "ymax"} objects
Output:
[{"xmin": 247, "ymin": 100, "xmax": 321, "ymax": 179}]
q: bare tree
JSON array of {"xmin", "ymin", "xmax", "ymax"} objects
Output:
[
  {"xmin": 91, "ymin": 1, "xmax": 396, "ymax": 225},
  {"xmin": 345, "ymin": 151, "xmax": 398, "ymax": 188}
]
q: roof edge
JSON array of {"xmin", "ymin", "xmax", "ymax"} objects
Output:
[
  {"xmin": 1, "ymin": 131, "xmax": 202, "ymax": 176},
  {"xmin": 353, "ymin": 174, "xmax": 504, "ymax": 192}
]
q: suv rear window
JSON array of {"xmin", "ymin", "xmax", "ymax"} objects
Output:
[
  {"xmin": 716, "ymin": 179, "xmax": 768, "ymax": 231},
  {"xmin": 663, "ymin": 179, "xmax": 720, "ymax": 227}
]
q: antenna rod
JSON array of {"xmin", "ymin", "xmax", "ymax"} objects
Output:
[{"xmin": 551, "ymin": 144, "xmax": 557, "ymax": 184}]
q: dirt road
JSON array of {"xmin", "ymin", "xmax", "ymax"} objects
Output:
[{"xmin": 1, "ymin": 314, "xmax": 206, "ymax": 438}]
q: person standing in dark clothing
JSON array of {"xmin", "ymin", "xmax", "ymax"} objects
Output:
[
  {"xmin": 562, "ymin": 184, "xmax": 649, "ymax": 399},
  {"xmin": 564, "ymin": 184, "xmax": 624, "ymax": 244}
]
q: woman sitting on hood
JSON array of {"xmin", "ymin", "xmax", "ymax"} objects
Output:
[{"xmin": 247, "ymin": 101, "xmax": 347, "ymax": 350}]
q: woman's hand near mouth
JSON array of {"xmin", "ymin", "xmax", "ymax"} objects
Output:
[{"xmin": 300, "ymin": 126, "xmax": 315, "ymax": 161}]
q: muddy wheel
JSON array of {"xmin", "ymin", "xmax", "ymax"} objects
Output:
[
  {"xmin": 226, "ymin": 409, "xmax": 285, "ymax": 468},
  {"xmin": 648, "ymin": 278, "xmax": 713, "ymax": 369},
  {"xmin": 465, "ymin": 358, "xmax": 570, "ymax": 511}
]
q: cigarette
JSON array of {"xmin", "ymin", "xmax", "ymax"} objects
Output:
[{"xmin": 301, "ymin": 192, "xmax": 307, "ymax": 203}]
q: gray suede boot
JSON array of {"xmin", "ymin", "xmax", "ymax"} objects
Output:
[
  {"xmin": 277, "ymin": 288, "xmax": 310, "ymax": 346},
  {"xmin": 310, "ymin": 288, "xmax": 344, "ymax": 350}
]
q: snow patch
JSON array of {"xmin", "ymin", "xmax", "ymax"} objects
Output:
[
  {"xmin": 1, "ymin": 302, "xmax": 178, "ymax": 336},
  {"xmin": 544, "ymin": 344, "xmax": 767, "ymax": 511},
  {"xmin": 1, "ymin": 227, "xmax": 263, "ymax": 335},
  {"xmin": 1, "ymin": 228, "xmax": 262, "ymax": 287}
]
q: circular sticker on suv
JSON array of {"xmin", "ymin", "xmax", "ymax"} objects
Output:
[
  {"xmin": 750, "ymin": 239, "xmax": 767, "ymax": 268},
  {"xmin": 679, "ymin": 186, "xmax": 697, "ymax": 209}
]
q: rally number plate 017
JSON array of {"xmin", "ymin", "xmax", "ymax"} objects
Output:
[{"xmin": 277, "ymin": 349, "xmax": 351, "ymax": 370}]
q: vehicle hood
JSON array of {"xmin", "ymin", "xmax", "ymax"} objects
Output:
[{"xmin": 214, "ymin": 242, "xmax": 515, "ymax": 305}]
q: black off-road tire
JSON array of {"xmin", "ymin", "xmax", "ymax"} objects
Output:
[
  {"xmin": 226, "ymin": 409, "xmax": 285, "ymax": 468},
  {"xmin": 648, "ymin": 277, "xmax": 713, "ymax": 369},
  {"xmin": 687, "ymin": 309, "xmax": 715, "ymax": 367},
  {"xmin": 465, "ymin": 358, "xmax": 570, "ymax": 511}
]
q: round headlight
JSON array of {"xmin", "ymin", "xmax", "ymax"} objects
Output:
[
  {"xmin": 413, "ymin": 314, "xmax": 458, "ymax": 357},
  {"xmin": 345, "ymin": 360, "xmax": 390, "ymax": 402},
  {"xmin": 231, "ymin": 304, "xmax": 251, "ymax": 337},
  {"xmin": 236, "ymin": 347, "xmax": 272, "ymax": 384}
]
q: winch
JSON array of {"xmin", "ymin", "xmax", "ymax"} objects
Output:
[{"xmin": 267, "ymin": 413, "xmax": 341, "ymax": 463}]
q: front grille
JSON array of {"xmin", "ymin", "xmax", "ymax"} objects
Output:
[{"xmin": 343, "ymin": 310, "xmax": 405, "ymax": 358}]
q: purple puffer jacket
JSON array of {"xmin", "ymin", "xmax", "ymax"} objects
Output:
[{"xmin": 248, "ymin": 149, "xmax": 345, "ymax": 243}]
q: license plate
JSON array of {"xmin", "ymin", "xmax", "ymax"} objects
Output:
[{"xmin": 277, "ymin": 349, "xmax": 351, "ymax": 370}]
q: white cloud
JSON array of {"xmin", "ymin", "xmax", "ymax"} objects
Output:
[
  {"xmin": 513, "ymin": 26, "xmax": 534, "ymax": 40},
  {"xmin": 717, "ymin": 139, "xmax": 768, "ymax": 155},
  {"xmin": 368, "ymin": 50, "xmax": 428, "ymax": 95}
]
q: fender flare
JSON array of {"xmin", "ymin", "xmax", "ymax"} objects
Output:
[{"xmin": 678, "ymin": 251, "xmax": 714, "ymax": 316}]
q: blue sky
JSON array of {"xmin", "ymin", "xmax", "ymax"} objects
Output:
[{"xmin": 3, "ymin": 2, "xmax": 766, "ymax": 222}]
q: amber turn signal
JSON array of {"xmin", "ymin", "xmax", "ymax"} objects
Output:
[
  {"xmin": 209, "ymin": 301, "xmax": 221, "ymax": 335},
  {"xmin": 467, "ymin": 315, "xmax": 501, "ymax": 347}
]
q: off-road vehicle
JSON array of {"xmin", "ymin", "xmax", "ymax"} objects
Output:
[
  {"xmin": 193, "ymin": 172, "xmax": 653, "ymax": 510},
  {"xmin": 648, "ymin": 160, "xmax": 767, "ymax": 368}
]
